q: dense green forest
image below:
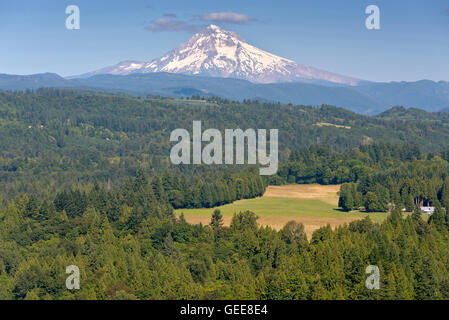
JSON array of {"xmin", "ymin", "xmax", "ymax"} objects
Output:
[
  {"xmin": 2, "ymin": 89, "xmax": 449, "ymax": 300},
  {"xmin": 2, "ymin": 89, "xmax": 449, "ymax": 199},
  {"xmin": 1, "ymin": 169, "xmax": 449, "ymax": 300}
]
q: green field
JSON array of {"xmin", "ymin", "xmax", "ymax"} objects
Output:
[{"xmin": 175, "ymin": 196, "xmax": 390, "ymax": 223}]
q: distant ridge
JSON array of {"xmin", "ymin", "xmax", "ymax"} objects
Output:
[{"xmin": 1, "ymin": 72, "xmax": 449, "ymax": 115}]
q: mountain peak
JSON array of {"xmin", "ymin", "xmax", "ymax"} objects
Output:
[
  {"xmin": 72, "ymin": 25, "xmax": 361, "ymax": 85},
  {"xmin": 206, "ymin": 24, "xmax": 222, "ymax": 31}
]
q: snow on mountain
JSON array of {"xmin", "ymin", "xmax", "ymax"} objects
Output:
[
  {"xmin": 73, "ymin": 25, "xmax": 361, "ymax": 85},
  {"xmin": 67, "ymin": 60, "xmax": 145, "ymax": 79}
]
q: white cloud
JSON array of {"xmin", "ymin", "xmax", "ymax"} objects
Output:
[
  {"xmin": 200, "ymin": 11, "xmax": 255, "ymax": 24},
  {"xmin": 146, "ymin": 18, "xmax": 202, "ymax": 32}
]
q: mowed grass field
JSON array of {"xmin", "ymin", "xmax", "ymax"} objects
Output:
[{"xmin": 175, "ymin": 184, "xmax": 390, "ymax": 238}]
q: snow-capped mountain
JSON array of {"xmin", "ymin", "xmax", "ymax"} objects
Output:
[{"xmin": 73, "ymin": 24, "xmax": 361, "ymax": 85}]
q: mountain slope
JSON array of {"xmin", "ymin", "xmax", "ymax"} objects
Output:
[
  {"xmin": 74, "ymin": 25, "xmax": 361, "ymax": 85},
  {"xmin": 65, "ymin": 60, "xmax": 145, "ymax": 79}
]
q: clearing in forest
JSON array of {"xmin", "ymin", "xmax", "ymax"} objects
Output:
[{"xmin": 176, "ymin": 184, "xmax": 388, "ymax": 238}]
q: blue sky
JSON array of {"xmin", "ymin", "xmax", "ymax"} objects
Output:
[{"xmin": 1, "ymin": 0, "xmax": 448, "ymax": 82}]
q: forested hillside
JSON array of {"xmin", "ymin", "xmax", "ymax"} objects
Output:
[
  {"xmin": 2, "ymin": 89, "xmax": 449, "ymax": 199},
  {"xmin": 1, "ymin": 168, "xmax": 449, "ymax": 300},
  {"xmin": 2, "ymin": 89, "xmax": 449, "ymax": 300}
]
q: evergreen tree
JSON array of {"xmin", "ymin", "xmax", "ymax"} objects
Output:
[
  {"xmin": 210, "ymin": 209, "xmax": 224, "ymax": 230},
  {"xmin": 338, "ymin": 183, "xmax": 354, "ymax": 211}
]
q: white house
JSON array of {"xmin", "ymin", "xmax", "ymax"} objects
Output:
[{"xmin": 419, "ymin": 206, "xmax": 435, "ymax": 215}]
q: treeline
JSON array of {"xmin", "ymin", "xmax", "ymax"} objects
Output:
[
  {"xmin": 1, "ymin": 168, "xmax": 449, "ymax": 299},
  {"xmin": 161, "ymin": 170, "xmax": 265, "ymax": 209},
  {"xmin": 53, "ymin": 168, "xmax": 265, "ymax": 222},
  {"xmin": 274, "ymin": 143, "xmax": 423, "ymax": 185}
]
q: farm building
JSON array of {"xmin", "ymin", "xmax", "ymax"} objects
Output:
[{"xmin": 419, "ymin": 206, "xmax": 435, "ymax": 215}]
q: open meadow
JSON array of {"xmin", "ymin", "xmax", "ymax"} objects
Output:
[{"xmin": 175, "ymin": 184, "xmax": 390, "ymax": 238}]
